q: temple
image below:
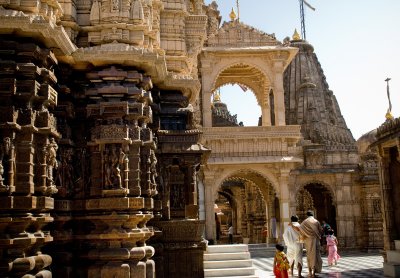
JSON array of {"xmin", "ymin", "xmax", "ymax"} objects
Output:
[{"xmin": 0, "ymin": 0, "xmax": 396, "ymax": 277}]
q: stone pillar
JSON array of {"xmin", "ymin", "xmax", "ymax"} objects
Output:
[
  {"xmin": 204, "ymin": 178, "xmax": 216, "ymax": 240},
  {"xmin": 198, "ymin": 178, "xmax": 205, "ymax": 221},
  {"xmin": 0, "ymin": 39, "xmax": 58, "ymax": 277},
  {"xmin": 261, "ymin": 88, "xmax": 271, "ymax": 126},
  {"xmin": 272, "ymin": 60, "xmax": 286, "ymax": 126},
  {"xmin": 279, "ymin": 170, "xmax": 291, "ymax": 237},
  {"xmin": 185, "ymin": 164, "xmax": 199, "ymax": 219},
  {"xmin": 47, "ymin": 66, "xmax": 156, "ymax": 277},
  {"xmin": 202, "ymin": 89, "xmax": 212, "ymax": 127},
  {"xmin": 378, "ymin": 152, "xmax": 396, "ymax": 251}
]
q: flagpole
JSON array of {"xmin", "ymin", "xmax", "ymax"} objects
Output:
[
  {"xmin": 236, "ymin": 0, "xmax": 240, "ymax": 22},
  {"xmin": 385, "ymin": 77, "xmax": 392, "ymax": 112},
  {"xmin": 385, "ymin": 77, "xmax": 394, "ymax": 120}
]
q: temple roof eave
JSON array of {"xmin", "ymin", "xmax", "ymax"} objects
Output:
[
  {"xmin": 0, "ymin": 8, "xmax": 77, "ymax": 56},
  {"xmin": 71, "ymin": 44, "xmax": 168, "ymax": 82}
]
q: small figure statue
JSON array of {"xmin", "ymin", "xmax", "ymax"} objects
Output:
[
  {"xmin": 46, "ymin": 138, "xmax": 59, "ymax": 195},
  {"xmin": 55, "ymin": 149, "xmax": 74, "ymax": 197},
  {"xmin": 104, "ymin": 145, "xmax": 125, "ymax": 189},
  {"xmin": 112, "ymin": 0, "xmax": 119, "ymax": 11},
  {"xmin": 115, "ymin": 147, "xmax": 126, "ymax": 188},
  {"xmin": 0, "ymin": 137, "xmax": 11, "ymax": 191}
]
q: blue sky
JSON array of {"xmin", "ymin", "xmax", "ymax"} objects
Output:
[{"xmin": 204, "ymin": 0, "xmax": 400, "ymax": 139}]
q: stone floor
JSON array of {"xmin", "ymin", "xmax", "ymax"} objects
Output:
[{"xmin": 251, "ymin": 250, "xmax": 384, "ymax": 278}]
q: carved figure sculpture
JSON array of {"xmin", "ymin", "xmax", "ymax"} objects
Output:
[
  {"xmin": 112, "ymin": 0, "xmax": 119, "ymax": 11},
  {"xmin": 104, "ymin": 146, "xmax": 113, "ymax": 188},
  {"xmin": 0, "ymin": 137, "xmax": 11, "ymax": 191},
  {"xmin": 115, "ymin": 147, "xmax": 126, "ymax": 188},
  {"xmin": 46, "ymin": 138, "xmax": 59, "ymax": 195},
  {"xmin": 90, "ymin": 0, "xmax": 101, "ymax": 24},
  {"xmin": 130, "ymin": 0, "xmax": 144, "ymax": 21},
  {"xmin": 104, "ymin": 145, "xmax": 125, "ymax": 189},
  {"xmin": 55, "ymin": 149, "xmax": 74, "ymax": 197}
]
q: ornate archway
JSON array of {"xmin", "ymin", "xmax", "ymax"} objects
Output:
[
  {"xmin": 212, "ymin": 169, "xmax": 277, "ymax": 244},
  {"xmin": 296, "ymin": 182, "xmax": 337, "ymax": 232}
]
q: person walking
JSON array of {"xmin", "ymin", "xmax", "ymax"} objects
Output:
[
  {"xmin": 291, "ymin": 210, "xmax": 323, "ymax": 278},
  {"xmin": 228, "ymin": 224, "xmax": 234, "ymax": 244},
  {"xmin": 326, "ymin": 229, "xmax": 340, "ymax": 266},
  {"xmin": 273, "ymin": 243, "xmax": 290, "ymax": 278},
  {"xmin": 321, "ymin": 219, "xmax": 331, "ymax": 255},
  {"xmin": 283, "ymin": 215, "xmax": 304, "ymax": 278}
]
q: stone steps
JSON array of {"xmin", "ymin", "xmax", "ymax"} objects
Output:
[
  {"xmin": 204, "ymin": 244, "xmax": 258, "ymax": 278},
  {"xmin": 384, "ymin": 239, "xmax": 400, "ymax": 277},
  {"xmin": 248, "ymin": 243, "xmax": 277, "ymax": 258}
]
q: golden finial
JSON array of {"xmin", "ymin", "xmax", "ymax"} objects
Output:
[
  {"xmin": 213, "ymin": 90, "xmax": 221, "ymax": 103},
  {"xmin": 292, "ymin": 29, "xmax": 301, "ymax": 40},
  {"xmin": 385, "ymin": 109, "xmax": 394, "ymax": 121},
  {"xmin": 229, "ymin": 7, "xmax": 237, "ymax": 21}
]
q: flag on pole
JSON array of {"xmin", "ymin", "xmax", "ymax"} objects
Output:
[{"xmin": 303, "ymin": 0, "xmax": 316, "ymax": 11}]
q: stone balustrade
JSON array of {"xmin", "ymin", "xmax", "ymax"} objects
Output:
[{"xmin": 200, "ymin": 126, "xmax": 303, "ymax": 162}]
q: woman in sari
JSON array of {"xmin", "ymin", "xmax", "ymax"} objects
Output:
[{"xmin": 326, "ymin": 229, "xmax": 340, "ymax": 266}]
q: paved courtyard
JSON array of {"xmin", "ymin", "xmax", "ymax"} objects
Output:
[{"xmin": 251, "ymin": 250, "xmax": 384, "ymax": 278}]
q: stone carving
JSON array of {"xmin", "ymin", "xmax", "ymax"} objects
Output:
[
  {"xmin": 45, "ymin": 138, "xmax": 59, "ymax": 195},
  {"xmin": 130, "ymin": 0, "xmax": 144, "ymax": 21},
  {"xmin": 112, "ymin": 0, "xmax": 120, "ymax": 11},
  {"xmin": 55, "ymin": 148, "xmax": 74, "ymax": 198},
  {"xmin": 103, "ymin": 144, "xmax": 126, "ymax": 189},
  {"xmin": 90, "ymin": 0, "xmax": 101, "ymax": 24},
  {"xmin": 296, "ymin": 189, "xmax": 314, "ymax": 219},
  {"xmin": 306, "ymin": 150, "xmax": 325, "ymax": 168},
  {"xmin": 150, "ymin": 150, "xmax": 158, "ymax": 194},
  {"xmin": 0, "ymin": 137, "xmax": 12, "ymax": 192},
  {"xmin": 207, "ymin": 21, "xmax": 279, "ymax": 48}
]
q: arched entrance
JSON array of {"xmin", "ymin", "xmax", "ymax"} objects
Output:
[
  {"xmin": 212, "ymin": 169, "xmax": 278, "ymax": 244},
  {"xmin": 296, "ymin": 183, "xmax": 337, "ymax": 232}
]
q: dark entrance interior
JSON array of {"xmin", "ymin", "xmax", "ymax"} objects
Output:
[{"xmin": 297, "ymin": 183, "xmax": 337, "ymax": 233}]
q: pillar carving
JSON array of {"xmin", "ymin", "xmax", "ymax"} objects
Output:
[
  {"xmin": 0, "ymin": 39, "xmax": 58, "ymax": 277},
  {"xmin": 45, "ymin": 66, "xmax": 157, "ymax": 277},
  {"xmin": 261, "ymin": 87, "xmax": 272, "ymax": 126}
]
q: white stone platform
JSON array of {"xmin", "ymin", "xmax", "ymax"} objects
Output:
[{"xmin": 204, "ymin": 244, "xmax": 258, "ymax": 278}]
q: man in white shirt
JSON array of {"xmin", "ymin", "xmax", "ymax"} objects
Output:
[{"xmin": 283, "ymin": 215, "xmax": 304, "ymax": 277}]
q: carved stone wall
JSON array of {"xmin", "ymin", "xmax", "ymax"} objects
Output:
[
  {"xmin": 43, "ymin": 65, "xmax": 159, "ymax": 278},
  {"xmin": 0, "ymin": 37, "xmax": 58, "ymax": 278}
]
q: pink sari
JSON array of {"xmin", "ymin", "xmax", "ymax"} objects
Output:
[{"xmin": 326, "ymin": 235, "xmax": 340, "ymax": 265}]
